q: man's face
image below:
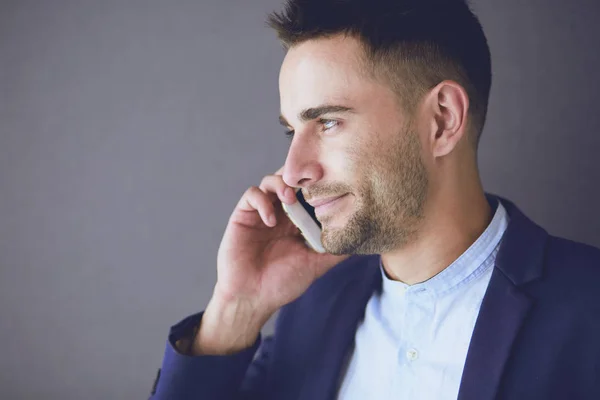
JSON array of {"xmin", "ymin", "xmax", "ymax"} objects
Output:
[{"xmin": 279, "ymin": 35, "xmax": 429, "ymax": 255}]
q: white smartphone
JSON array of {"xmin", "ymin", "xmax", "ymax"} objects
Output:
[{"xmin": 281, "ymin": 188, "xmax": 326, "ymax": 253}]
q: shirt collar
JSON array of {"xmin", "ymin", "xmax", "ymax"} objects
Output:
[{"xmin": 379, "ymin": 198, "xmax": 510, "ymax": 299}]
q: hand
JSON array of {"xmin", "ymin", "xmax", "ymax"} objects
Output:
[
  {"xmin": 215, "ymin": 166, "xmax": 349, "ymax": 315},
  {"xmin": 193, "ymin": 167, "xmax": 348, "ymax": 355}
]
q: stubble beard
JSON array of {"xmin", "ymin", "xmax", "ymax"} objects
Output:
[{"xmin": 321, "ymin": 128, "xmax": 429, "ymax": 255}]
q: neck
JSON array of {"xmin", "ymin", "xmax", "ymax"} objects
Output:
[{"xmin": 380, "ymin": 169, "xmax": 492, "ymax": 285}]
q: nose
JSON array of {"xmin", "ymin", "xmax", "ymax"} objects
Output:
[{"xmin": 282, "ymin": 134, "xmax": 323, "ymax": 188}]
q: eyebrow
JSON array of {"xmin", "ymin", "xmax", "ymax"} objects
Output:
[{"xmin": 279, "ymin": 105, "xmax": 355, "ymax": 127}]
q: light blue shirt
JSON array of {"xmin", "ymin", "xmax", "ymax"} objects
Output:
[{"xmin": 337, "ymin": 199, "xmax": 509, "ymax": 400}]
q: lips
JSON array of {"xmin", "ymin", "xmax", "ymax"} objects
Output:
[{"xmin": 307, "ymin": 194, "xmax": 347, "ymax": 208}]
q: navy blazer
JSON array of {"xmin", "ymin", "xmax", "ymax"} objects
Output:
[{"xmin": 151, "ymin": 194, "xmax": 600, "ymax": 399}]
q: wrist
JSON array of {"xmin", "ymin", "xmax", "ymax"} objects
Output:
[{"xmin": 190, "ymin": 295, "xmax": 271, "ymax": 355}]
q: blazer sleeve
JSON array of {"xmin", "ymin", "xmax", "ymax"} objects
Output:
[{"xmin": 149, "ymin": 312, "xmax": 273, "ymax": 400}]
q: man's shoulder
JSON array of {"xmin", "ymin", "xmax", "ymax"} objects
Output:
[
  {"xmin": 544, "ymin": 235, "xmax": 600, "ymax": 275},
  {"xmin": 533, "ymin": 234, "xmax": 600, "ymax": 306}
]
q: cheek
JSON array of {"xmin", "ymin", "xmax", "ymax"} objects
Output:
[
  {"xmin": 332, "ymin": 136, "xmax": 378, "ymax": 194},
  {"xmin": 323, "ymin": 147, "xmax": 355, "ymax": 179},
  {"xmin": 346, "ymin": 129, "xmax": 383, "ymax": 171},
  {"xmin": 321, "ymin": 126, "xmax": 383, "ymax": 186}
]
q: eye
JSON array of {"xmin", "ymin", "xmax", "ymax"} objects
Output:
[
  {"xmin": 319, "ymin": 119, "xmax": 339, "ymax": 131},
  {"xmin": 284, "ymin": 119, "xmax": 339, "ymax": 140}
]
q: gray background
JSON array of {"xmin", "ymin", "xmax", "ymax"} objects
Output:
[{"xmin": 0, "ymin": 0, "xmax": 598, "ymax": 398}]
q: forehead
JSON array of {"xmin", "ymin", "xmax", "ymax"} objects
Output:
[
  {"xmin": 280, "ymin": 35, "xmax": 366, "ymax": 80},
  {"xmin": 278, "ymin": 36, "xmax": 380, "ymax": 116}
]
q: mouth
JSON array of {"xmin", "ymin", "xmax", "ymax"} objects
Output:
[{"xmin": 312, "ymin": 194, "xmax": 349, "ymax": 217}]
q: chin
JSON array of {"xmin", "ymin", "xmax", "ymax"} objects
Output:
[{"xmin": 320, "ymin": 224, "xmax": 363, "ymax": 255}]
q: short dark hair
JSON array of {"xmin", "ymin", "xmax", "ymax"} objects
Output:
[{"xmin": 267, "ymin": 0, "xmax": 492, "ymax": 148}]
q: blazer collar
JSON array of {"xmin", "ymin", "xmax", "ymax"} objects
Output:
[
  {"xmin": 457, "ymin": 193, "xmax": 548, "ymax": 400},
  {"xmin": 489, "ymin": 193, "xmax": 547, "ymax": 286}
]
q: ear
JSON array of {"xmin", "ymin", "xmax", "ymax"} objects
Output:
[{"xmin": 425, "ymin": 80, "xmax": 469, "ymax": 158}]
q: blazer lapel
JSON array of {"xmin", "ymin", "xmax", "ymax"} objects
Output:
[
  {"xmin": 457, "ymin": 269, "xmax": 532, "ymax": 400},
  {"xmin": 458, "ymin": 194, "xmax": 548, "ymax": 400},
  {"xmin": 298, "ymin": 255, "xmax": 382, "ymax": 400}
]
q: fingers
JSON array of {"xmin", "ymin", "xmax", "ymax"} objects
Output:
[
  {"xmin": 258, "ymin": 174, "xmax": 296, "ymax": 205},
  {"xmin": 237, "ymin": 186, "xmax": 278, "ymax": 227},
  {"xmin": 235, "ymin": 171, "xmax": 297, "ymax": 228}
]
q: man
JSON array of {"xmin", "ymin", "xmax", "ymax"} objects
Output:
[{"xmin": 150, "ymin": 0, "xmax": 600, "ymax": 398}]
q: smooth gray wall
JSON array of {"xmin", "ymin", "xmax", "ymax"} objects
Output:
[{"xmin": 0, "ymin": 0, "xmax": 598, "ymax": 398}]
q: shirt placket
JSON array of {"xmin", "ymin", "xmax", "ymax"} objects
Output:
[{"xmin": 393, "ymin": 287, "xmax": 433, "ymax": 399}]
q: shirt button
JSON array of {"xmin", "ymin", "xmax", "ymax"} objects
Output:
[{"xmin": 406, "ymin": 348, "xmax": 419, "ymax": 361}]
